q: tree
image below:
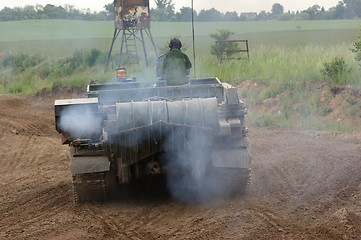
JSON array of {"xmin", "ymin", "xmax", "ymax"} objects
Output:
[
  {"xmin": 198, "ymin": 8, "xmax": 223, "ymax": 21},
  {"xmin": 209, "ymin": 29, "xmax": 240, "ymax": 59},
  {"xmin": 0, "ymin": 4, "xmax": 111, "ymax": 21},
  {"xmin": 278, "ymin": 13, "xmax": 292, "ymax": 21},
  {"xmin": 304, "ymin": 5, "xmax": 321, "ymax": 20},
  {"xmin": 42, "ymin": 4, "xmax": 67, "ymax": 19},
  {"xmin": 333, "ymin": 2, "xmax": 347, "ymax": 19},
  {"xmin": 22, "ymin": 5, "xmax": 38, "ymax": 20},
  {"xmin": 104, "ymin": 3, "xmax": 114, "ymax": 20},
  {"xmin": 224, "ymin": 11, "xmax": 239, "ymax": 21},
  {"xmin": 352, "ymin": 0, "xmax": 361, "ymax": 17},
  {"xmin": 293, "ymin": 12, "xmax": 310, "ymax": 20},
  {"xmin": 256, "ymin": 11, "xmax": 270, "ymax": 21},
  {"xmin": 151, "ymin": 8, "xmax": 167, "ymax": 21},
  {"xmin": 152, "ymin": 0, "xmax": 175, "ymax": 21},
  {"xmin": 271, "ymin": 3, "xmax": 284, "ymax": 15},
  {"xmin": 0, "ymin": 7, "xmax": 18, "ymax": 21},
  {"xmin": 155, "ymin": 0, "xmax": 168, "ymax": 9},
  {"xmin": 176, "ymin": 7, "xmax": 196, "ymax": 22},
  {"xmin": 343, "ymin": 0, "xmax": 361, "ymax": 18}
]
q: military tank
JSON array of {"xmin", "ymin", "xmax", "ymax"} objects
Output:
[{"xmin": 54, "ymin": 74, "xmax": 252, "ymax": 203}]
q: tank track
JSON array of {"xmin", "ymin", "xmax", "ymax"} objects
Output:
[
  {"xmin": 241, "ymin": 168, "xmax": 251, "ymax": 194},
  {"xmin": 72, "ymin": 172, "xmax": 107, "ymax": 203},
  {"xmin": 218, "ymin": 168, "xmax": 251, "ymax": 196}
]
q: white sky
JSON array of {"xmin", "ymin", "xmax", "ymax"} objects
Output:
[{"xmin": 0, "ymin": 0, "xmax": 340, "ymax": 13}]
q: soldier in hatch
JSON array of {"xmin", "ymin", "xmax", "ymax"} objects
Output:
[{"xmin": 159, "ymin": 38, "xmax": 192, "ymax": 86}]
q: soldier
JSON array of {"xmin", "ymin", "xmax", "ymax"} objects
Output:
[{"xmin": 159, "ymin": 38, "xmax": 192, "ymax": 86}]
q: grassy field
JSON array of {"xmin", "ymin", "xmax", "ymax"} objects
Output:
[
  {"xmin": 1, "ymin": 19, "xmax": 359, "ymax": 41},
  {"xmin": 0, "ymin": 19, "xmax": 359, "ymax": 81},
  {"xmin": 0, "ymin": 19, "xmax": 360, "ymax": 55},
  {"xmin": 1, "ymin": 19, "xmax": 360, "ymax": 84},
  {"xmin": 0, "ymin": 19, "xmax": 360, "ymax": 131}
]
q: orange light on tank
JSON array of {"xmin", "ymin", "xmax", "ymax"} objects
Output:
[{"xmin": 117, "ymin": 69, "xmax": 126, "ymax": 79}]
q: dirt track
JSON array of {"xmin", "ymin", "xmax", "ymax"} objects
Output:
[{"xmin": 0, "ymin": 94, "xmax": 361, "ymax": 240}]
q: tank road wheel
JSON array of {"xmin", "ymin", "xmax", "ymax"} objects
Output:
[{"xmin": 72, "ymin": 172, "xmax": 107, "ymax": 204}]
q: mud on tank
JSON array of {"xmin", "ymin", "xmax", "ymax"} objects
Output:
[{"xmin": 54, "ymin": 77, "xmax": 252, "ymax": 203}]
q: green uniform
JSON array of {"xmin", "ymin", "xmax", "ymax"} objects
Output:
[{"xmin": 160, "ymin": 49, "xmax": 192, "ymax": 86}]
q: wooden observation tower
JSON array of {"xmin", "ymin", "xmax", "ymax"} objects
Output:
[{"xmin": 105, "ymin": 0, "xmax": 158, "ymax": 71}]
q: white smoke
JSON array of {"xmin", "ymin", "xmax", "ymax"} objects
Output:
[
  {"xmin": 59, "ymin": 105, "xmax": 101, "ymax": 139},
  {"xmin": 163, "ymin": 128, "xmax": 235, "ymax": 204}
]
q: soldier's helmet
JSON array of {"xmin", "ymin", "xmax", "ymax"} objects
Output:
[{"xmin": 169, "ymin": 38, "xmax": 182, "ymax": 49}]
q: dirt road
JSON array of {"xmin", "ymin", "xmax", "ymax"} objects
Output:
[{"xmin": 0, "ymin": 94, "xmax": 360, "ymax": 240}]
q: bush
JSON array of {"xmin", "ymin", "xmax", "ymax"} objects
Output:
[
  {"xmin": 57, "ymin": 48, "xmax": 102, "ymax": 76},
  {"xmin": 320, "ymin": 106, "xmax": 333, "ymax": 116},
  {"xmin": 87, "ymin": 48, "xmax": 101, "ymax": 67},
  {"xmin": 0, "ymin": 49, "xmax": 109, "ymax": 94},
  {"xmin": 209, "ymin": 29, "xmax": 240, "ymax": 59},
  {"xmin": 321, "ymin": 57, "xmax": 351, "ymax": 84},
  {"xmin": 8, "ymin": 84, "xmax": 23, "ymax": 93},
  {"xmin": 37, "ymin": 62, "xmax": 52, "ymax": 79},
  {"xmin": 2, "ymin": 53, "xmax": 43, "ymax": 72},
  {"xmin": 352, "ymin": 31, "xmax": 361, "ymax": 63}
]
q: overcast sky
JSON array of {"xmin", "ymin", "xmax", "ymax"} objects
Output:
[{"xmin": 0, "ymin": 0, "xmax": 340, "ymax": 13}]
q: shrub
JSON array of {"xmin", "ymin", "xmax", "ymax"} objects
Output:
[
  {"xmin": 321, "ymin": 57, "xmax": 351, "ymax": 84},
  {"xmin": 87, "ymin": 48, "xmax": 101, "ymax": 67},
  {"xmin": 320, "ymin": 106, "xmax": 333, "ymax": 116},
  {"xmin": 352, "ymin": 31, "xmax": 361, "ymax": 63},
  {"xmin": 209, "ymin": 29, "xmax": 240, "ymax": 59},
  {"xmin": 57, "ymin": 48, "xmax": 101, "ymax": 76},
  {"xmin": 37, "ymin": 62, "xmax": 52, "ymax": 79},
  {"xmin": 2, "ymin": 53, "xmax": 42, "ymax": 72},
  {"xmin": 8, "ymin": 84, "xmax": 22, "ymax": 93}
]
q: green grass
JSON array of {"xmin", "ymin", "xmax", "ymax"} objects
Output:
[
  {"xmin": 195, "ymin": 43, "xmax": 360, "ymax": 87},
  {"xmin": 0, "ymin": 19, "xmax": 360, "ymax": 57},
  {"xmin": 1, "ymin": 19, "xmax": 359, "ymax": 41},
  {"xmin": 0, "ymin": 20, "xmax": 111, "ymax": 41}
]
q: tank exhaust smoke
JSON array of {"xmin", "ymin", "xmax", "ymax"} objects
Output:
[
  {"xmin": 162, "ymin": 126, "xmax": 236, "ymax": 204},
  {"xmin": 58, "ymin": 105, "xmax": 101, "ymax": 139}
]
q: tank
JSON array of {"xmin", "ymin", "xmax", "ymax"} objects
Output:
[{"xmin": 54, "ymin": 77, "xmax": 252, "ymax": 203}]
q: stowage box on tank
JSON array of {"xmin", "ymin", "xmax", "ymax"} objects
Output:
[{"xmin": 54, "ymin": 77, "xmax": 252, "ymax": 203}]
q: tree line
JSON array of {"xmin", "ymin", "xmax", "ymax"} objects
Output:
[
  {"xmin": 0, "ymin": 0, "xmax": 360, "ymax": 22},
  {"xmin": 151, "ymin": 0, "xmax": 361, "ymax": 21},
  {"xmin": 0, "ymin": 4, "xmax": 111, "ymax": 21}
]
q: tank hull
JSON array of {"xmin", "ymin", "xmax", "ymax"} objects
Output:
[{"xmin": 54, "ymin": 77, "xmax": 252, "ymax": 203}]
